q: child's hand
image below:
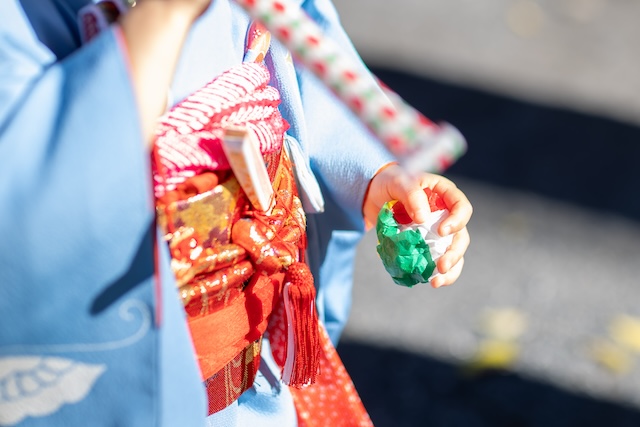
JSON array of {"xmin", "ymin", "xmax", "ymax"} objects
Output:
[{"xmin": 363, "ymin": 163, "xmax": 472, "ymax": 288}]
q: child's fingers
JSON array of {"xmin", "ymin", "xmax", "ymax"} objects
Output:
[
  {"xmin": 437, "ymin": 227, "xmax": 470, "ymax": 274},
  {"xmin": 433, "ymin": 182, "xmax": 472, "ymax": 236},
  {"xmin": 432, "ymin": 257, "xmax": 465, "ymax": 288},
  {"xmin": 400, "ymin": 181, "xmax": 431, "ymax": 224},
  {"xmin": 392, "ymin": 173, "xmax": 431, "ymax": 224},
  {"xmin": 363, "ymin": 165, "xmax": 431, "ymax": 226},
  {"xmin": 363, "ymin": 169, "xmax": 472, "ymax": 230}
]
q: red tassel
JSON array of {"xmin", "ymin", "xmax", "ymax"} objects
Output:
[{"xmin": 281, "ymin": 262, "xmax": 320, "ymax": 387}]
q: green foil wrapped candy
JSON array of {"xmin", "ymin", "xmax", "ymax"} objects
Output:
[{"xmin": 376, "ymin": 199, "xmax": 452, "ymax": 288}]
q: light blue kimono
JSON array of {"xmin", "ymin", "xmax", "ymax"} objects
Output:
[{"xmin": 0, "ymin": 0, "xmax": 394, "ymax": 425}]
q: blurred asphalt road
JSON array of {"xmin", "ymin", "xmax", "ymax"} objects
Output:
[{"xmin": 329, "ymin": 1, "xmax": 640, "ymax": 426}]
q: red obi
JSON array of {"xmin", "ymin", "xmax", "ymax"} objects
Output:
[
  {"xmin": 153, "ymin": 60, "xmax": 372, "ymax": 426},
  {"xmin": 154, "ymin": 61, "xmax": 322, "ymax": 413}
]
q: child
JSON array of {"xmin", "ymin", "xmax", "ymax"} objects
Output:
[{"xmin": 0, "ymin": 1, "xmax": 471, "ymax": 426}]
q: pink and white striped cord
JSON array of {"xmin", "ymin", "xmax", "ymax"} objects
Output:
[
  {"xmin": 233, "ymin": 0, "xmax": 467, "ymax": 173},
  {"xmin": 153, "ymin": 62, "xmax": 289, "ymax": 197}
]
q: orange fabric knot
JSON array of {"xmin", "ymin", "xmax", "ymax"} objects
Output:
[{"xmin": 231, "ymin": 159, "xmax": 306, "ymax": 275}]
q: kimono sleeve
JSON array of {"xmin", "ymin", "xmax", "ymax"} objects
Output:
[
  {"xmin": 0, "ymin": 2, "xmax": 151, "ymax": 287},
  {"xmin": 0, "ymin": 4, "xmax": 207, "ymax": 426},
  {"xmin": 299, "ymin": 0, "xmax": 396, "ymax": 229},
  {"xmin": 292, "ymin": 0, "xmax": 396, "ymax": 343}
]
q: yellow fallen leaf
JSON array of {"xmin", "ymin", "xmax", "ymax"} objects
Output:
[
  {"xmin": 463, "ymin": 339, "xmax": 519, "ymax": 375},
  {"xmin": 478, "ymin": 307, "xmax": 527, "ymax": 341},
  {"xmin": 610, "ymin": 315, "xmax": 640, "ymax": 353},
  {"xmin": 589, "ymin": 338, "xmax": 634, "ymax": 375}
]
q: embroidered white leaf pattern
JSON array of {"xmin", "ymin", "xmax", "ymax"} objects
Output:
[{"xmin": 0, "ymin": 356, "xmax": 106, "ymax": 426}]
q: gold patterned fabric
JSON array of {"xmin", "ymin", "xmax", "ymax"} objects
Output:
[{"xmin": 156, "ymin": 148, "xmax": 307, "ymax": 414}]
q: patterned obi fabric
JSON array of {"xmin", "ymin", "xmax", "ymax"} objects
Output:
[{"xmin": 153, "ymin": 61, "xmax": 308, "ymax": 414}]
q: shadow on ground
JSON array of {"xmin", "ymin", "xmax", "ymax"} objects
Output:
[
  {"xmin": 338, "ymin": 340, "xmax": 640, "ymax": 427},
  {"xmin": 369, "ymin": 66, "xmax": 640, "ymax": 222},
  {"xmin": 341, "ymin": 66, "xmax": 640, "ymax": 426}
]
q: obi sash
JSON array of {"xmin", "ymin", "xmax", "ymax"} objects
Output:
[
  {"xmin": 153, "ymin": 58, "xmax": 316, "ymax": 412},
  {"xmin": 152, "ymin": 20, "xmax": 373, "ymax": 427}
]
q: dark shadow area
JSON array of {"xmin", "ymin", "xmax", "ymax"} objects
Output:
[
  {"xmin": 91, "ymin": 225, "xmax": 154, "ymax": 315},
  {"xmin": 338, "ymin": 340, "xmax": 640, "ymax": 427},
  {"xmin": 369, "ymin": 66, "xmax": 640, "ymax": 222}
]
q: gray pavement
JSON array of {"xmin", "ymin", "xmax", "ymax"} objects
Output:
[
  {"xmin": 333, "ymin": 0, "xmax": 640, "ymax": 126},
  {"xmin": 346, "ymin": 179, "xmax": 640, "ymax": 408},
  {"xmin": 330, "ymin": 0, "xmax": 640, "ymax": 425}
]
